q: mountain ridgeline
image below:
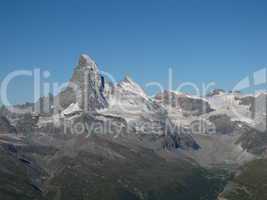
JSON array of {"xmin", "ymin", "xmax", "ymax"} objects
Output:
[{"xmin": 0, "ymin": 54, "xmax": 266, "ymax": 200}]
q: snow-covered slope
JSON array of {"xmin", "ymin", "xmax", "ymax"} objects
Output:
[
  {"xmin": 99, "ymin": 76, "xmax": 199, "ymax": 150},
  {"xmin": 103, "ymin": 76, "xmax": 165, "ymax": 120},
  {"xmin": 61, "ymin": 103, "xmax": 82, "ymax": 116}
]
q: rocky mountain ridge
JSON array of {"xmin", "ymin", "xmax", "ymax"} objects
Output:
[{"xmin": 0, "ymin": 54, "xmax": 267, "ymax": 200}]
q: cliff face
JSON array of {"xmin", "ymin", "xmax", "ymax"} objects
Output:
[
  {"xmin": 56, "ymin": 54, "xmax": 108, "ymax": 112},
  {"xmin": 0, "ymin": 116, "xmax": 16, "ymax": 134}
]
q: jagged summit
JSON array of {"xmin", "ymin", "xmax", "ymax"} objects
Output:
[
  {"xmin": 123, "ymin": 75, "xmax": 133, "ymax": 82},
  {"xmin": 56, "ymin": 53, "xmax": 108, "ymax": 111},
  {"xmin": 71, "ymin": 54, "xmax": 100, "ymax": 83},
  {"xmin": 117, "ymin": 75, "xmax": 148, "ymax": 100},
  {"xmin": 78, "ymin": 54, "xmax": 95, "ymax": 67}
]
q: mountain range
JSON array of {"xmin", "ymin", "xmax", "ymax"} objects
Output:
[{"xmin": 0, "ymin": 54, "xmax": 266, "ymax": 200}]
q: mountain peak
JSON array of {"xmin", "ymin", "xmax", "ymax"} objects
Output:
[
  {"xmin": 78, "ymin": 54, "xmax": 95, "ymax": 67},
  {"xmin": 117, "ymin": 76, "xmax": 148, "ymax": 100},
  {"xmin": 124, "ymin": 75, "xmax": 132, "ymax": 82},
  {"xmin": 120, "ymin": 75, "xmax": 139, "ymax": 88},
  {"xmin": 56, "ymin": 53, "xmax": 108, "ymax": 111}
]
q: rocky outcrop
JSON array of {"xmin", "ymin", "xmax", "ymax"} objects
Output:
[
  {"xmin": 208, "ymin": 114, "xmax": 235, "ymax": 135},
  {"xmin": 236, "ymin": 126, "xmax": 267, "ymax": 155},
  {"xmin": 155, "ymin": 90, "xmax": 213, "ymax": 116},
  {"xmin": 0, "ymin": 116, "xmax": 16, "ymax": 134},
  {"xmin": 56, "ymin": 54, "xmax": 108, "ymax": 112},
  {"xmin": 206, "ymin": 89, "xmax": 226, "ymax": 97}
]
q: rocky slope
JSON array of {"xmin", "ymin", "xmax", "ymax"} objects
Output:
[{"xmin": 218, "ymin": 159, "xmax": 267, "ymax": 200}]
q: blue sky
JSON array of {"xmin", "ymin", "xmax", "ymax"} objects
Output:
[{"xmin": 1, "ymin": 0, "xmax": 267, "ymax": 104}]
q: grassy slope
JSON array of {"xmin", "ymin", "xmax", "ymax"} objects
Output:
[
  {"xmin": 0, "ymin": 135, "xmax": 229, "ymax": 200},
  {"xmin": 222, "ymin": 159, "xmax": 267, "ymax": 200},
  {"xmin": 43, "ymin": 137, "xmax": 228, "ymax": 200},
  {"xmin": 0, "ymin": 147, "xmax": 44, "ymax": 200}
]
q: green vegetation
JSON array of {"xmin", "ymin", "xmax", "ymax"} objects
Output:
[
  {"xmin": 43, "ymin": 137, "xmax": 228, "ymax": 200},
  {"xmin": 223, "ymin": 159, "xmax": 267, "ymax": 200}
]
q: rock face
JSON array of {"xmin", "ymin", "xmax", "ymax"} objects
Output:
[
  {"xmin": 155, "ymin": 90, "xmax": 213, "ymax": 116},
  {"xmin": 15, "ymin": 113, "xmax": 38, "ymax": 134},
  {"xmin": 0, "ymin": 146, "xmax": 45, "ymax": 200},
  {"xmin": 0, "ymin": 116, "xmax": 16, "ymax": 134},
  {"xmin": 56, "ymin": 54, "xmax": 108, "ymax": 112},
  {"xmin": 208, "ymin": 114, "xmax": 235, "ymax": 135},
  {"xmin": 236, "ymin": 126, "xmax": 267, "ymax": 155},
  {"xmin": 107, "ymin": 76, "xmax": 166, "ymax": 120},
  {"xmin": 101, "ymin": 77, "xmax": 199, "ymax": 150},
  {"xmin": 206, "ymin": 89, "xmax": 226, "ymax": 97}
]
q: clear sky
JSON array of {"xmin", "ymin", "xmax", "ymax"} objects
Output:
[{"xmin": 1, "ymin": 0, "xmax": 267, "ymax": 104}]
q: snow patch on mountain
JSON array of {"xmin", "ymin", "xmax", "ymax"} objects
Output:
[
  {"xmin": 61, "ymin": 103, "xmax": 82, "ymax": 116},
  {"xmin": 116, "ymin": 76, "xmax": 149, "ymax": 100}
]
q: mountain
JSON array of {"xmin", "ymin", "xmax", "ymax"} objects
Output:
[
  {"xmin": 54, "ymin": 54, "xmax": 108, "ymax": 112},
  {"xmin": 218, "ymin": 159, "xmax": 267, "ymax": 200},
  {"xmin": 1, "ymin": 54, "xmax": 267, "ymax": 199},
  {"xmin": 0, "ymin": 116, "xmax": 17, "ymax": 134},
  {"xmin": 155, "ymin": 90, "xmax": 213, "ymax": 117},
  {"xmin": 0, "ymin": 131, "xmax": 228, "ymax": 200},
  {"xmin": 101, "ymin": 76, "xmax": 200, "ymax": 150},
  {"xmin": 32, "ymin": 54, "xmax": 199, "ymax": 151}
]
